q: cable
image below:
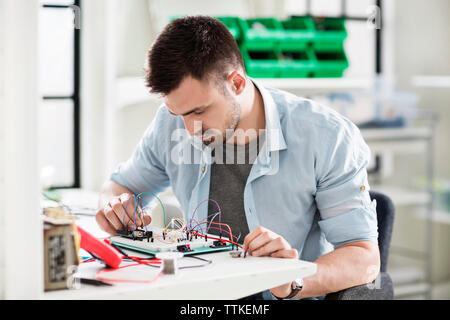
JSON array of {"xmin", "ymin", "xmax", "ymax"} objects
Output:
[
  {"xmin": 95, "ymin": 254, "xmax": 212, "ymax": 283},
  {"xmin": 119, "ymin": 191, "xmax": 167, "ymax": 235},
  {"xmin": 179, "ymin": 255, "xmax": 212, "ymax": 269},
  {"xmin": 198, "ymin": 225, "xmax": 241, "ymax": 242},
  {"xmin": 190, "ymin": 229, "xmax": 243, "ymax": 249},
  {"xmin": 135, "ymin": 191, "xmax": 166, "ymax": 229},
  {"xmin": 183, "ymin": 220, "xmax": 234, "ymax": 244},
  {"xmin": 122, "ymin": 194, "xmax": 136, "ymax": 229},
  {"xmin": 206, "ymin": 211, "xmax": 222, "ymax": 234},
  {"xmin": 96, "ymin": 267, "xmax": 162, "ymax": 284},
  {"xmin": 189, "ymin": 199, "xmax": 222, "ymax": 234}
]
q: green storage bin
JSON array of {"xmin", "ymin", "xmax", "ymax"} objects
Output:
[
  {"xmin": 238, "ymin": 18, "xmax": 286, "ymax": 50},
  {"xmin": 279, "ymin": 49, "xmax": 316, "ymax": 78},
  {"xmin": 242, "ymin": 47, "xmax": 316, "ymax": 78},
  {"xmin": 311, "ymin": 17, "xmax": 347, "ymax": 51},
  {"xmin": 281, "ymin": 16, "xmax": 315, "ymax": 50},
  {"xmin": 241, "ymin": 49, "xmax": 281, "ymax": 77},
  {"xmin": 314, "ymin": 49, "xmax": 349, "ymax": 77},
  {"xmin": 216, "ymin": 16, "xmax": 242, "ymax": 41}
]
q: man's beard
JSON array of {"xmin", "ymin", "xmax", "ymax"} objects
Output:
[
  {"xmin": 203, "ymin": 98, "xmax": 241, "ymax": 146},
  {"xmin": 223, "ymin": 98, "xmax": 241, "ymax": 143}
]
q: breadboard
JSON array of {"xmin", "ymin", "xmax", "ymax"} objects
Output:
[{"xmin": 110, "ymin": 225, "xmax": 232, "ymax": 256}]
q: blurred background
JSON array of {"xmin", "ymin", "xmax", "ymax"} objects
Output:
[{"xmin": 0, "ymin": 0, "xmax": 449, "ymax": 299}]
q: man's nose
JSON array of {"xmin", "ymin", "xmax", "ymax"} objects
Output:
[
  {"xmin": 182, "ymin": 117, "xmax": 193, "ymax": 135},
  {"xmin": 183, "ymin": 117, "xmax": 203, "ymax": 136}
]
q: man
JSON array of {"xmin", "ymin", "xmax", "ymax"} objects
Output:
[{"xmin": 96, "ymin": 15, "xmax": 380, "ymax": 300}]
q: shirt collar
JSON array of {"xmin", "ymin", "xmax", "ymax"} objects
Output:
[
  {"xmin": 251, "ymin": 78, "xmax": 287, "ymax": 153},
  {"xmin": 187, "ymin": 78, "xmax": 288, "ymax": 156}
]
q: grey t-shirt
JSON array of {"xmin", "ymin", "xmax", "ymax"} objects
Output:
[{"xmin": 207, "ymin": 134, "xmax": 265, "ymax": 244}]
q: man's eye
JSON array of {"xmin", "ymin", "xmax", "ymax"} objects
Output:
[{"xmin": 194, "ymin": 110, "xmax": 204, "ymax": 115}]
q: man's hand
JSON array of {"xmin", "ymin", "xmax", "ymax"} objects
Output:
[
  {"xmin": 95, "ymin": 193, "xmax": 152, "ymax": 236},
  {"xmin": 243, "ymin": 226, "xmax": 298, "ymax": 299}
]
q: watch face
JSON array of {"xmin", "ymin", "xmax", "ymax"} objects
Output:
[{"xmin": 293, "ymin": 278, "xmax": 303, "ymax": 289}]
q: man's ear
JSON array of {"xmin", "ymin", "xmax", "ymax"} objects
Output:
[{"xmin": 227, "ymin": 71, "xmax": 246, "ymax": 95}]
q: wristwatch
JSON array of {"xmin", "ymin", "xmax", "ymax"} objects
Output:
[{"xmin": 274, "ymin": 278, "xmax": 303, "ymax": 300}]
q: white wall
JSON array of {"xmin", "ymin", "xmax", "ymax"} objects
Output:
[
  {"xmin": 388, "ymin": 0, "xmax": 450, "ymax": 284},
  {"xmin": 81, "ymin": 0, "xmax": 111, "ymax": 191},
  {"xmin": 82, "ymin": 0, "xmax": 380, "ymax": 191},
  {"xmin": 82, "ymin": 0, "xmax": 253, "ymax": 190},
  {"xmin": 0, "ymin": 0, "xmax": 42, "ymax": 299},
  {"xmin": 394, "ymin": 0, "xmax": 450, "ymax": 179}
]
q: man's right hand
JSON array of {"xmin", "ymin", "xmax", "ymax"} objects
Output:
[{"xmin": 95, "ymin": 193, "xmax": 152, "ymax": 236}]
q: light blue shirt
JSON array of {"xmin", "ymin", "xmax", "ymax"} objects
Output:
[{"xmin": 111, "ymin": 80, "xmax": 378, "ymax": 262}]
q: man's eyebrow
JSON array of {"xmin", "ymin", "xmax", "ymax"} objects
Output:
[{"xmin": 166, "ymin": 104, "xmax": 210, "ymax": 116}]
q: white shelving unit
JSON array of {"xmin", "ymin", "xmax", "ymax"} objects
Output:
[
  {"xmin": 362, "ymin": 123, "xmax": 437, "ymax": 300},
  {"xmin": 411, "ymin": 75, "xmax": 450, "ymax": 88},
  {"xmin": 257, "ymin": 77, "xmax": 374, "ymax": 93},
  {"xmin": 370, "ymin": 185, "xmax": 431, "ymax": 207},
  {"xmin": 115, "ymin": 76, "xmax": 374, "ymax": 110},
  {"xmin": 361, "ymin": 127, "xmax": 432, "ymax": 154},
  {"xmin": 417, "ymin": 210, "xmax": 450, "ymax": 225}
]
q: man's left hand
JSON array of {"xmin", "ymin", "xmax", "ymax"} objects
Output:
[{"xmin": 243, "ymin": 226, "xmax": 299, "ymax": 298}]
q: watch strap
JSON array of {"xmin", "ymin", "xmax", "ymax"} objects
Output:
[{"xmin": 273, "ymin": 280, "xmax": 303, "ymax": 300}]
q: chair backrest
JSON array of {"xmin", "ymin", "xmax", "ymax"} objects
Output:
[{"xmin": 369, "ymin": 191, "xmax": 395, "ymax": 273}]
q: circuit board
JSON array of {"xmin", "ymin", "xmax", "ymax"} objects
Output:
[{"xmin": 110, "ymin": 225, "xmax": 233, "ymax": 256}]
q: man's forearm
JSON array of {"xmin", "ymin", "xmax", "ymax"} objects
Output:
[{"xmin": 295, "ymin": 241, "xmax": 380, "ymax": 299}]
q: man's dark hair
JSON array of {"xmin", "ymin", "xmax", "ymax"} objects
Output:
[{"xmin": 145, "ymin": 15, "xmax": 245, "ymax": 95}]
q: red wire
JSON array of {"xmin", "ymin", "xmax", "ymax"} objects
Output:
[
  {"xmin": 184, "ymin": 220, "xmax": 244, "ymax": 248},
  {"xmin": 96, "ymin": 269, "xmax": 162, "ymax": 284},
  {"xmin": 95, "ymin": 257, "xmax": 163, "ymax": 284},
  {"xmin": 191, "ymin": 230, "xmax": 243, "ymax": 249},
  {"xmin": 200, "ymin": 226, "xmax": 239, "ymax": 241},
  {"xmin": 94, "ymin": 220, "xmax": 241, "ymax": 283},
  {"xmin": 82, "ymin": 258, "xmax": 96, "ymax": 263},
  {"xmin": 128, "ymin": 256, "xmax": 161, "ymax": 262},
  {"xmin": 184, "ymin": 220, "xmax": 232, "ymax": 235},
  {"xmin": 183, "ymin": 220, "xmax": 234, "ymax": 244}
]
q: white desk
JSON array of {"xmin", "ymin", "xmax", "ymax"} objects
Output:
[
  {"xmin": 41, "ymin": 195, "xmax": 317, "ymax": 300},
  {"xmin": 43, "ymin": 250, "xmax": 316, "ymax": 300}
]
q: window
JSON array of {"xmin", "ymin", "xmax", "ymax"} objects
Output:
[{"xmin": 38, "ymin": 0, "xmax": 81, "ymax": 188}]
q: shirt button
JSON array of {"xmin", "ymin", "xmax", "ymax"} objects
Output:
[
  {"xmin": 360, "ymin": 185, "xmax": 366, "ymax": 191},
  {"xmin": 201, "ymin": 166, "xmax": 206, "ymax": 173}
]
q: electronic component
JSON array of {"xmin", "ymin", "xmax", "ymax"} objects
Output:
[
  {"xmin": 116, "ymin": 229, "xmax": 153, "ymax": 241},
  {"xmin": 229, "ymin": 251, "xmax": 242, "ymax": 258},
  {"xmin": 177, "ymin": 244, "xmax": 193, "ymax": 253},
  {"xmin": 210, "ymin": 240, "xmax": 227, "ymax": 248},
  {"xmin": 77, "ymin": 225, "xmax": 123, "ymax": 268},
  {"xmin": 43, "ymin": 212, "xmax": 79, "ymax": 291},
  {"xmin": 110, "ymin": 225, "xmax": 233, "ymax": 256},
  {"xmin": 156, "ymin": 252, "xmax": 184, "ymax": 275}
]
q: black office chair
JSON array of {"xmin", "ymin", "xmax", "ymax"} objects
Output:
[{"xmin": 325, "ymin": 191, "xmax": 395, "ymax": 300}]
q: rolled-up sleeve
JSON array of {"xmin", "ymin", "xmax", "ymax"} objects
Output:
[
  {"xmin": 110, "ymin": 106, "xmax": 170, "ymax": 196},
  {"xmin": 315, "ymin": 119, "xmax": 378, "ymax": 248}
]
